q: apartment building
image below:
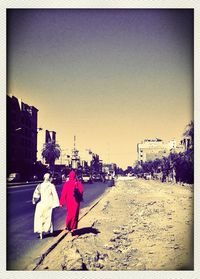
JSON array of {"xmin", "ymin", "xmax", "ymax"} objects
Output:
[
  {"xmin": 7, "ymin": 94, "xmax": 38, "ymax": 176},
  {"xmin": 137, "ymin": 138, "xmax": 176, "ymax": 163}
]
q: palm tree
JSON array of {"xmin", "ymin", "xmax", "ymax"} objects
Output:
[{"xmin": 41, "ymin": 141, "xmax": 61, "ymax": 172}]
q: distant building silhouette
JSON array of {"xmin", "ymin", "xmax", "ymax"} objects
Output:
[
  {"xmin": 45, "ymin": 130, "xmax": 56, "ymax": 143},
  {"xmin": 7, "ymin": 94, "xmax": 38, "ymax": 178},
  {"xmin": 180, "ymin": 136, "xmax": 192, "ymax": 151}
]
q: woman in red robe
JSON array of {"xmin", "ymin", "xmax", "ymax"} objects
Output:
[{"xmin": 60, "ymin": 170, "xmax": 84, "ymax": 232}]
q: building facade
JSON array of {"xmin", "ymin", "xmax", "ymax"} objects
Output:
[
  {"xmin": 137, "ymin": 138, "xmax": 176, "ymax": 163},
  {"xmin": 7, "ymin": 95, "xmax": 38, "ymax": 178},
  {"xmin": 180, "ymin": 136, "xmax": 192, "ymax": 152}
]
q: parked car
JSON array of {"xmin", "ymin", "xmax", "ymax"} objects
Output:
[{"xmin": 7, "ymin": 173, "xmax": 21, "ymax": 182}]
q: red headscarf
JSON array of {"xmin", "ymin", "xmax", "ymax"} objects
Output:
[{"xmin": 69, "ymin": 170, "xmax": 76, "ymax": 181}]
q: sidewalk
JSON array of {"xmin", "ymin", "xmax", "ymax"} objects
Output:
[{"xmin": 34, "ymin": 178, "xmax": 193, "ymax": 271}]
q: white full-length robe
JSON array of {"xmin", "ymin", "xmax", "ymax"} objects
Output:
[{"xmin": 32, "ymin": 181, "xmax": 59, "ymax": 234}]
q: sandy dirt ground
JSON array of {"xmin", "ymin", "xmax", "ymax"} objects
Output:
[{"xmin": 34, "ymin": 178, "xmax": 193, "ymax": 271}]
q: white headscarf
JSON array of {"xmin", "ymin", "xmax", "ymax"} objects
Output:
[{"xmin": 43, "ymin": 173, "xmax": 51, "ymax": 182}]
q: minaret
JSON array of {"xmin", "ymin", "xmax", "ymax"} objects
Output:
[{"xmin": 71, "ymin": 135, "xmax": 80, "ymax": 169}]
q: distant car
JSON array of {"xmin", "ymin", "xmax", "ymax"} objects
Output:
[
  {"xmin": 7, "ymin": 173, "xmax": 21, "ymax": 182},
  {"xmin": 92, "ymin": 173, "xmax": 100, "ymax": 180},
  {"xmin": 105, "ymin": 173, "xmax": 112, "ymax": 180},
  {"xmin": 51, "ymin": 173, "xmax": 62, "ymax": 185},
  {"xmin": 81, "ymin": 173, "xmax": 93, "ymax": 183},
  {"xmin": 92, "ymin": 173, "xmax": 105, "ymax": 183}
]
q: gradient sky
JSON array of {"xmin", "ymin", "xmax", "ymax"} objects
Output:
[{"xmin": 7, "ymin": 9, "xmax": 193, "ymax": 169}]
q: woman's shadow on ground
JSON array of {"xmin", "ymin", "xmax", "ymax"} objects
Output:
[
  {"xmin": 42, "ymin": 227, "xmax": 100, "ymax": 238},
  {"xmin": 71, "ymin": 227, "xmax": 100, "ymax": 237},
  {"xmin": 40, "ymin": 230, "xmax": 63, "ymax": 238}
]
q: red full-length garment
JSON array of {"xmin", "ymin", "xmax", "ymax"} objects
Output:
[{"xmin": 60, "ymin": 171, "xmax": 84, "ymax": 231}]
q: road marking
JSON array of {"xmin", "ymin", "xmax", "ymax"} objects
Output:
[
  {"xmin": 26, "ymin": 200, "xmax": 33, "ymax": 203},
  {"xmin": 8, "ymin": 183, "xmax": 63, "ymax": 189},
  {"xmin": 8, "ymin": 184, "xmax": 37, "ymax": 189}
]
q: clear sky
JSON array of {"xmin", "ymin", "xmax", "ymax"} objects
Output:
[{"xmin": 7, "ymin": 9, "xmax": 193, "ymax": 169}]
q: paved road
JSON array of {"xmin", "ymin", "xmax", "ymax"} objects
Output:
[{"xmin": 7, "ymin": 180, "xmax": 110, "ymax": 270}]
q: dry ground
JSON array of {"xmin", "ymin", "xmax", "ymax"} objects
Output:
[{"xmin": 34, "ymin": 178, "xmax": 193, "ymax": 271}]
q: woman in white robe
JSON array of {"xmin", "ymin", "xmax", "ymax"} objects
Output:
[{"xmin": 32, "ymin": 173, "xmax": 60, "ymax": 239}]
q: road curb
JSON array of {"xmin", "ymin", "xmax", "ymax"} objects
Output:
[{"xmin": 32, "ymin": 186, "xmax": 112, "ymax": 271}]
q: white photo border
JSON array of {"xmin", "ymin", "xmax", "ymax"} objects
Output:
[{"xmin": 1, "ymin": 1, "xmax": 200, "ymax": 278}]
